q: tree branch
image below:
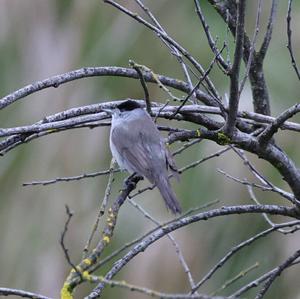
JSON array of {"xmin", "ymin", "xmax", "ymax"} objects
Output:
[
  {"xmin": 224, "ymin": 0, "xmax": 246, "ymax": 136},
  {"xmin": 0, "ymin": 288, "xmax": 51, "ymax": 299},
  {"xmin": 286, "ymin": 0, "xmax": 300, "ymax": 80},
  {"xmin": 258, "ymin": 0, "xmax": 278, "ymax": 60},
  {"xmin": 88, "ymin": 204, "xmax": 298, "ymax": 298},
  {"xmin": 255, "ymin": 249, "xmax": 300, "ymax": 299},
  {"xmin": 258, "ymin": 103, "xmax": 300, "ymax": 145},
  {"xmin": 0, "ymin": 67, "xmax": 215, "ymax": 110}
]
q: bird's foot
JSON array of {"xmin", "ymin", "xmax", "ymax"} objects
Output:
[{"xmin": 120, "ymin": 173, "xmax": 143, "ymax": 191}]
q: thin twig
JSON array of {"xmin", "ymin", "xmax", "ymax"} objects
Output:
[
  {"xmin": 286, "ymin": 0, "xmax": 300, "ymax": 80},
  {"xmin": 128, "ymin": 198, "xmax": 199, "ymax": 294},
  {"xmin": 239, "ymin": 0, "xmax": 262, "ymax": 95},
  {"xmin": 172, "ymin": 139, "xmax": 203, "ymax": 156},
  {"xmin": 130, "ymin": 147, "xmax": 231, "ymax": 199},
  {"xmin": 62, "ymin": 175, "xmax": 142, "ymax": 294},
  {"xmin": 91, "ymin": 200, "xmax": 220, "ymax": 274},
  {"xmin": 259, "ymin": 0, "xmax": 278, "ymax": 60},
  {"xmin": 0, "ymin": 67, "xmax": 215, "ymax": 110},
  {"xmin": 103, "ymin": 0, "xmax": 221, "ymax": 102},
  {"xmin": 173, "ymin": 45, "xmax": 226, "ymax": 117},
  {"xmin": 247, "ymin": 186, "xmax": 300, "ymax": 234},
  {"xmin": 88, "ymin": 204, "xmax": 297, "ymax": 297},
  {"xmin": 0, "ymin": 288, "xmax": 52, "ymax": 299},
  {"xmin": 230, "ymin": 261, "xmax": 300, "ymax": 298},
  {"xmin": 129, "ymin": 60, "xmax": 151, "ymax": 114},
  {"xmin": 87, "ymin": 274, "xmax": 227, "ymax": 299},
  {"xmin": 60, "ymin": 205, "xmax": 83, "ymax": 280},
  {"xmin": 82, "ymin": 159, "xmax": 116, "ymax": 258},
  {"xmin": 210, "ymin": 263, "xmax": 259, "ymax": 296},
  {"xmin": 217, "ymin": 168, "xmax": 297, "ymax": 204},
  {"xmin": 255, "ymin": 249, "xmax": 300, "ymax": 299},
  {"xmin": 258, "ymin": 103, "xmax": 300, "ymax": 145},
  {"xmin": 191, "ymin": 220, "xmax": 300, "ymax": 293},
  {"xmin": 134, "ymin": 0, "xmax": 197, "ymax": 103},
  {"xmin": 154, "ymin": 100, "xmax": 169, "ymax": 123},
  {"xmin": 194, "ymin": 0, "xmax": 229, "ymax": 71},
  {"xmin": 232, "ymin": 148, "xmax": 294, "ymax": 202},
  {"xmin": 23, "ymin": 168, "xmax": 119, "ymax": 186}
]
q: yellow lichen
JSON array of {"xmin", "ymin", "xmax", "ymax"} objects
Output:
[
  {"xmin": 83, "ymin": 258, "xmax": 92, "ymax": 266},
  {"xmin": 103, "ymin": 235, "xmax": 110, "ymax": 243},
  {"xmin": 60, "ymin": 283, "xmax": 73, "ymax": 299},
  {"xmin": 82, "ymin": 271, "xmax": 92, "ymax": 281}
]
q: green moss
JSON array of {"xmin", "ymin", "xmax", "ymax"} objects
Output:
[{"xmin": 217, "ymin": 132, "xmax": 231, "ymax": 145}]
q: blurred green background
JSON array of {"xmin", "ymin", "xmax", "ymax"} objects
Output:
[{"xmin": 0, "ymin": 1, "xmax": 299, "ymax": 298}]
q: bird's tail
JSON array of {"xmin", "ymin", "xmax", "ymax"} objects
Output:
[{"xmin": 156, "ymin": 175, "xmax": 181, "ymax": 214}]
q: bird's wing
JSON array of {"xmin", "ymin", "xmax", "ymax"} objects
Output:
[{"xmin": 111, "ymin": 113, "xmax": 166, "ymax": 181}]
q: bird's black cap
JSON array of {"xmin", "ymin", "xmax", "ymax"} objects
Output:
[{"xmin": 117, "ymin": 100, "xmax": 141, "ymax": 112}]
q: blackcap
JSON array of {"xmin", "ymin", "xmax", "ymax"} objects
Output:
[{"xmin": 103, "ymin": 100, "xmax": 181, "ymax": 214}]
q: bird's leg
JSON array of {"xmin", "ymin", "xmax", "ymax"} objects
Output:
[{"xmin": 121, "ymin": 173, "xmax": 143, "ymax": 191}]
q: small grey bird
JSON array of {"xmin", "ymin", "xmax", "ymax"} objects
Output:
[{"xmin": 103, "ymin": 100, "xmax": 181, "ymax": 214}]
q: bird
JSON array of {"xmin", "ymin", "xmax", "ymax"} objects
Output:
[{"xmin": 103, "ymin": 100, "xmax": 181, "ymax": 214}]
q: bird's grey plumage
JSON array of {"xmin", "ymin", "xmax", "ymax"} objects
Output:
[{"xmin": 108, "ymin": 100, "xmax": 181, "ymax": 214}]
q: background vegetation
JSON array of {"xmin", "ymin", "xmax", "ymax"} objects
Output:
[{"xmin": 0, "ymin": 1, "xmax": 299, "ymax": 298}]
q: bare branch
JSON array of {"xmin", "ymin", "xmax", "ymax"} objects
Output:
[
  {"xmin": 129, "ymin": 147, "xmax": 231, "ymax": 200},
  {"xmin": 88, "ymin": 204, "xmax": 298, "ymax": 297},
  {"xmin": 255, "ymin": 249, "xmax": 300, "ymax": 299},
  {"xmin": 211, "ymin": 263, "xmax": 259, "ymax": 296},
  {"xmin": 258, "ymin": 103, "xmax": 300, "ymax": 145},
  {"xmin": 239, "ymin": 0, "xmax": 262, "ymax": 95},
  {"xmin": 91, "ymin": 200, "xmax": 220, "ymax": 274},
  {"xmin": 173, "ymin": 45, "xmax": 226, "ymax": 117},
  {"xmin": 134, "ymin": 0, "xmax": 197, "ymax": 103},
  {"xmin": 63, "ymin": 174, "xmax": 142, "ymax": 294},
  {"xmin": 83, "ymin": 159, "xmax": 115, "ymax": 258},
  {"xmin": 103, "ymin": 0, "xmax": 221, "ymax": 101},
  {"xmin": 60, "ymin": 205, "xmax": 82, "ymax": 279},
  {"xmin": 129, "ymin": 60, "xmax": 151, "ymax": 114},
  {"xmin": 224, "ymin": 0, "xmax": 246, "ymax": 136},
  {"xmin": 128, "ymin": 198, "xmax": 199, "ymax": 293},
  {"xmin": 191, "ymin": 220, "xmax": 300, "ymax": 294},
  {"xmin": 194, "ymin": 0, "xmax": 229, "ymax": 71},
  {"xmin": 0, "ymin": 67, "xmax": 215, "ymax": 110},
  {"xmin": 286, "ymin": 0, "xmax": 300, "ymax": 80},
  {"xmin": 232, "ymin": 148, "xmax": 294, "ymax": 203},
  {"xmin": 247, "ymin": 186, "xmax": 300, "ymax": 234},
  {"xmin": 0, "ymin": 288, "xmax": 52, "ymax": 299},
  {"xmin": 23, "ymin": 168, "xmax": 119, "ymax": 186},
  {"xmin": 217, "ymin": 168, "xmax": 296, "ymax": 204},
  {"xmin": 258, "ymin": 0, "xmax": 278, "ymax": 60},
  {"xmin": 230, "ymin": 260, "xmax": 300, "ymax": 298},
  {"xmin": 89, "ymin": 274, "xmax": 229, "ymax": 299}
]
